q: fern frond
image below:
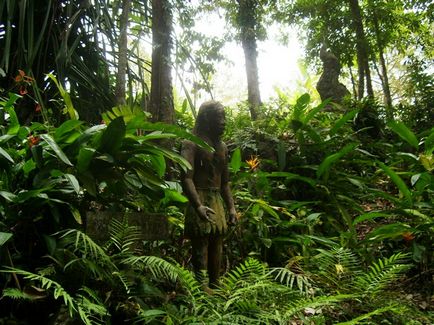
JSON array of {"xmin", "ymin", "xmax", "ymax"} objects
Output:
[
  {"xmin": 283, "ymin": 293, "xmax": 356, "ymax": 318},
  {"xmin": 219, "ymin": 258, "xmax": 268, "ymax": 292},
  {"xmin": 59, "ymin": 229, "xmax": 112, "ymax": 265},
  {"xmin": 2, "ymin": 288, "xmax": 34, "ymax": 300},
  {"xmin": 336, "ymin": 304, "xmax": 406, "ymax": 325},
  {"xmin": 113, "ymin": 271, "xmax": 135, "ymax": 294},
  {"xmin": 1, "ymin": 267, "xmax": 76, "ymax": 316},
  {"xmin": 355, "ymin": 252, "xmax": 411, "ymax": 295},
  {"xmin": 122, "ymin": 255, "xmax": 179, "ymax": 283},
  {"xmin": 269, "ymin": 267, "xmax": 311, "ymax": 294},
  {"xmin": 106, "ymin": 217, "xmax": 142, "ymax": 254},
  {"xmin": 311, "ymin": 247, "xmax": 361, "ymax": 290}
]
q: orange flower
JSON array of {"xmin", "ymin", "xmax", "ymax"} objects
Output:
[
  {"xmin": 28, "ymin": 135, "xmax": 40, "ymax": 148},
  {"xmin": 14, "ymin": 70, "xmax": 33, "ymax": 84},
  {"xmin": 246, "ymin": 155, "xmax": 260, "ymax": 171},
  {"xmin": 35, "ymin": 104, "xmax": 41, "ymax": 113},
  {"xmin": 19, "ymin": 86, "xmax": 28, "ymax": 95},
  {"xmin": 402, "ymin": 232, "xmax": 415, "ymax": 243}
]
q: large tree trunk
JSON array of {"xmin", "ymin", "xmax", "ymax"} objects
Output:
[
  {"xmin": 150, "ymin": 0, "xmax": 174, "ymax": 124},
  {"xmin": 238, "ymin": 0, "xmax": 261, "ymax": 120},
  {"xmin": 115, "ymin": 0, "xmax": 131, "ymax": 106},
  {"xmin": 348, "ymin": 0, "xmax": 373, "ymax": 99}
]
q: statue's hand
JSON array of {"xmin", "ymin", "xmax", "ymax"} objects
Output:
[
  {"xmin": 228, "ymin": 209, "xmax": 238, "ymax": 225},
  {"xmin": 196, "ymin": 205, "xmax": 216, "ymax": 224}
]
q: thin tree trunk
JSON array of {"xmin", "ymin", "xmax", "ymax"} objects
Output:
[
  {"xmin": 370, "ymin": 6, "xmax": 393, "ymax": 115},
  {"xmin": 348, "ymin": 0, "xmax": 373, "ymax": 99},
  {"xmin": 115, "ymin": 0, "xmax": 131, "ymax": 106},
  {"xmin": 349, "ymin": 65, "xmax": 357, "ymax": 99},
  {"xmin": 150, "ymin": 0, "xmax": 174, "ymax": 124},
  {"xmin": 238, "ymin": 0, "xmax": 261, "ymax": 120}
]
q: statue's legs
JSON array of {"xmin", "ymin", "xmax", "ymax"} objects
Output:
[
  {"xmin": 190, "ymin": 234, "xmax": 223, "ymax": 289},
  {"xmin": 208, "ymin": 235, "xmax": 223, "ymax": 287}
]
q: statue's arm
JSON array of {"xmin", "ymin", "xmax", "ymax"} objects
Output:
[
  {"xmin": 220, "ymin": 144, "xmax": 237, "ymax": 224},
  {"xmin": 181, "ymin": 141, "xmax": 215, "ymax": 222}
]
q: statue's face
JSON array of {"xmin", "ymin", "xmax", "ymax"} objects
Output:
[{"xmin": 209, "ymin": 108, "xmax": 226, "ymax": 138}]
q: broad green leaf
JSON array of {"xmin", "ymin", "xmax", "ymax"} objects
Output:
[
  {"xmin": 230, "ymin": 148, "xmax": 242, "ymax": 173},
  {"xmin": 64, "ymin": 174, "xmax": 80, "ymax": 194},
  {"xmin": 0, "ymin": 147, "xmax": 14, "ymax": 163},
  {"xmin": 317, "ymin": 143, "xmax": 358, "ymax": 179},
  {"xmin": 377, "ymin": 161, "xmax": 412, "ymax": 205},
  {"xmin": 40, "ymin": 134, "xmax": 73, "ymax": 166},
  {"xmin": 330, "ymin": 110, "xmax": 358, "ymax": 136},
  {"xmin": 366, "ymin": 223, "xmax": 413, "ymax": 241},
  {"xmin": 303, "ymin": 98, "xmax": 330, "ymax": 124},
  {"xmin": 23, "ymin": 159, "xmax": 36, "ymax": 176},
  {"xmin": 47, "ymin": 74, "xmax": 79, "ymax": 120},
  {"xmin": 267, "ymin": 172, "xmax": 316, "ymax": 187},
  {"xmin": 419, "ymin": 153, "xmax": 433, "ymax": 171},
  {"xmin": 353, "ymin": 212, "xmax": 393, "ymax": 225},
  {"xmin": 293, "ymin": 93, "xmax": 310, "ymax": 121},
  {"xmin": 54, "ymin": 120, "xmax": 82, "ymax": 141},
  {"xmin": 150, "ymin": 154, "xmax": 166, "ymax": 177},
  {"xmin": 164, "ymin": 189, "xmax": 188, "ymax": 203},
  {"xmin": 0, "ymin": 191, "xmax": 17, "ymax": 202},
  {"xmin": 0, "ymin": 134, "xmax": 15, "ymax": 144},
  {"xmin": 0, "ymin": 232, "xmax": 13, "ymax": 246},
  {"xmin": 98, "ymin": 117, "xmax": 126, "ymax": 154},
  {"xmin": 70, "ymin": 206, "xmax": 82, "ymax": 224},
  {"xmin": 140, "ymin": 122, "xmax": 213, "ymax": 152},
  {"xmin": 77, "ymin": 147, "xmax": 95, "ymax": 173},
  {"xmin": 387, "ymin": 121, "xmax": 418, "ymax": 149},
  {"xmin": 424, "ymin": 129, "xmax": 434, "ymax": 154}
]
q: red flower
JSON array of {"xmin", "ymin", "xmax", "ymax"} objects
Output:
[
  {"xmin": 19, "ymin": 86, "xmax": 28, "ymax": 95},
  {"xmin": 402, "ymin": 232, "xmax": 415, "ymax": 243},
  {"xmin": 35, "ymin": 104, "xmax": 41, "ymax": 113},
  {"xmin": 28, "ymin": 135, "xmax": 40, "ymax": 148}
]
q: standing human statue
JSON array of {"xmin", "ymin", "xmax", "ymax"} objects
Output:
[{"xmin": 181, "ymin": 100, "xmax": 237, "ymax": 291}]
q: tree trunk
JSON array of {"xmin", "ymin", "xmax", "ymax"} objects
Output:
[
  {"xmin": 238, "ymin": 0, "xmax": 261, "ymax": 120},
  {"xmin": 150, "ymin": 0, "xmax": 174, "ymax": 124},
  {"xmin": 348, "ymin": 0, "xmax": 373, "ymax": 99},
  {"xmin": 371, "ymin": 7, "xmax": 393, "ymax": 116},
  {"xmin": 115, "ymin": 0, "xmax": 131, "ymax": 106}
]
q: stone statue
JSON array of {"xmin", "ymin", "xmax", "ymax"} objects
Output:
[
  {"xmin": 181, "ymin": 100, "xmax": 237, "ymax": 291},
  {"xmin": 316, "ymin": 45, "xmax": 350, "ymax": 106}
]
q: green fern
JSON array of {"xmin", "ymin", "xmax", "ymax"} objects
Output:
[
  {"xmin": 336, "ymin": 304, "xmax": 407, "ymax": 325},
  {"xmin": 105, "ymin": 216, "xmax": 142, "ymax": 254},
  {"xmin": 311, "ymin": 247, "xmax": 361, "ymax": 291},
  {"xmin": 355, "ymin": 252, "xmax": 411, "ymax": 295},
  {"xmin": 269, "ymin": 267, "xmax": 311, "ymax": 294},
  {"xmin": 1, "ymin": 268, "xmax": 109, "ymax": 325}
]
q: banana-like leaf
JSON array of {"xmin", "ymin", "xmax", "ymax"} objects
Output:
[
  {"xmin": 317, "ymin": 143, "xmax": 358, "ymax": 180},
  {"xmin": 0, "ymin": 147, "xmax": 14, "ymax": 163},
  {"xmin": 40, "ymin": 134, "xmax": 73, "ymax": 166},
  {"xmin": 230, "ymin": 148, "xmax": 242, "ymax": 173},
  {"xmin": 0, "ymin": 232, "xmax": 13, "ymax": 246},
  {"xmin": 98, "ymin": 117, "xmax": 126, "ymax": 155},
  {"xmin": 387, "ymin": 121, "xmax": 418, "ymax": 149},
  {"xmin": 377, "ymin": 161, "xmax": 412, "ymax": 205},
  {"xmin": 330, "ymin": 110, "xmax": 358, "ymax": 136}
]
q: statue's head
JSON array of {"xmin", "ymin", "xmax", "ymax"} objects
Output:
[{"xmin": 194, "ymin": 100, "xmax": 226, "ymax": 138}]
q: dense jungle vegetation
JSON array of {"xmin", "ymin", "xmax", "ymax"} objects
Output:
[{"xmin": 0, "ymin": 0, "xmax": 433, "ymax": 324}]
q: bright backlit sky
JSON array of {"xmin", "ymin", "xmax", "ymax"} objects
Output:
[{"xmin": 178, "ymin": 12, "xmax": 306, "ymax": 106}]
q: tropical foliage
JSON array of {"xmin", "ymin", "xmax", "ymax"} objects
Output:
[{"xmin": 1, "ymin": 0, "xmax": 433, "ymax": 324}]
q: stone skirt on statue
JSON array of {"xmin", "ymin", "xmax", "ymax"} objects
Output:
[{"xmin": 184, "ymin": 189, "xmax": 228, "ymax": 238}]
